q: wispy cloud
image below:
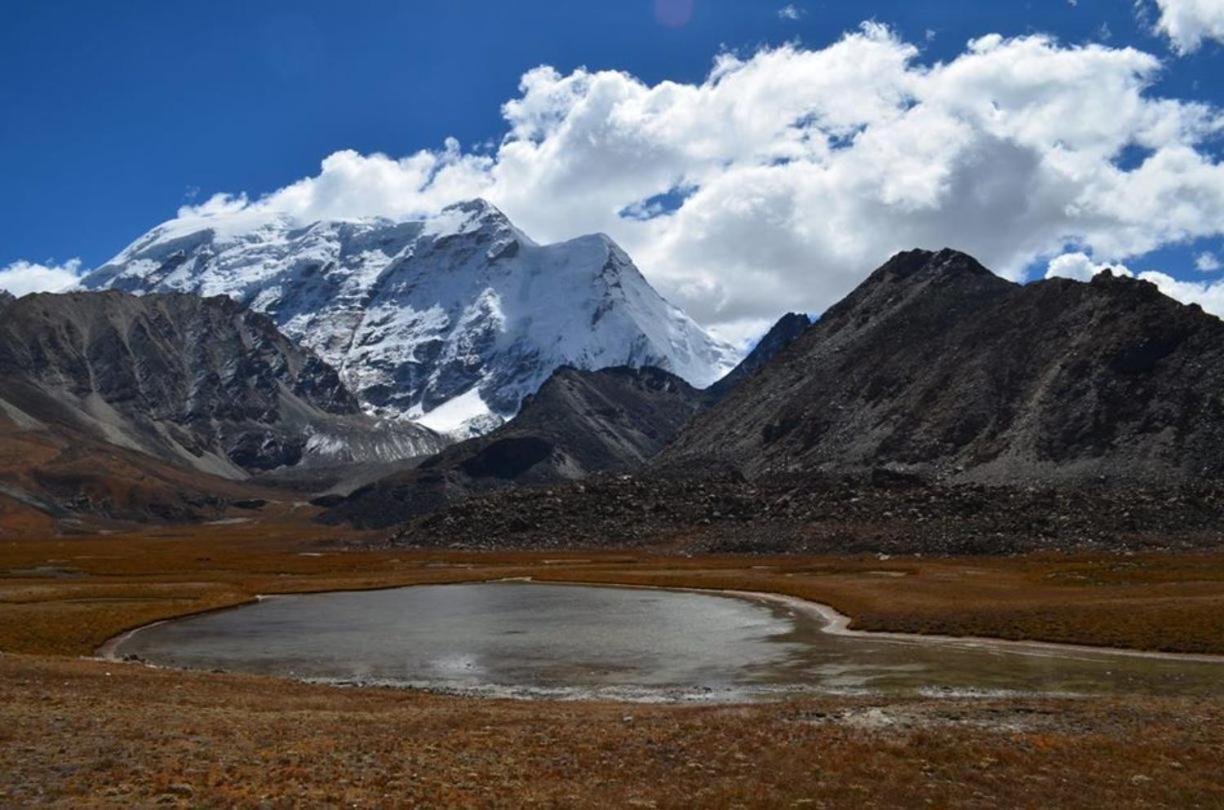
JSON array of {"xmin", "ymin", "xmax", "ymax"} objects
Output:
[{"xmin": 778, "ymin": 4, "xmax": 803, "ymax": 21}]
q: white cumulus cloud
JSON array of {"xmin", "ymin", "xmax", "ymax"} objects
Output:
[
  {"xmin": 1044, "ymin": 252, "xmax": 1133, "ymax": 281},
  {"xmin": 0, "ymin": 259, "xmax": 82, "ymax": 296},
  {"xmin": 1196, "ymin": 250, "xmax": 1221, "ymax": 271},
  {"xmin": 1150, "ymin": 0, "xmax": 1224, "ymax": 54},
  {"xmin": 1137, "ymin": 270, "xmax": 1224, "ymax": 314},
  {"xmin": 1046, "ymin": 250, "xmax": 1224, "ymax": 317},
  {"xmin": 159, "ymin": 24, "xmax": 1224, "ymax": 339}
]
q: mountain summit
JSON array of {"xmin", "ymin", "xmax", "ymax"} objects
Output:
[
  {"xmin": 79, "ymin": 200, "xmax": 738, "ymax": 436},
  {"xmin": 706, "ymin": 311, "xmax": 811, "ymax": 400},
  {"xmin": 661, "ymin": 248, "xmax": 1224, "ymax": 485}
]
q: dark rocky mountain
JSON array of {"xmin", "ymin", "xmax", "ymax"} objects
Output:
[
  {"xmin": 706, "ymin": 312, "xmax": 811, "ymax": 400},
  {"xmin": 321, "ymin": 365, "xmax": 708, "ymax": 528},
  {"xmin": 0, "ymin": 290, "xmax": 14, "ymax": 309},
  {"xmin": 660, "ymin": 248, "xmax": 1224, "ymax": 486},
  {"xmin": 0, "ymin": 291, "xmax": 444, "ymax": 483}
]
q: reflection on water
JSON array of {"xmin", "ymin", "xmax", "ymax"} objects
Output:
[{"xmin": 115, "ymin": 582, "xmax": 1224, "ymax": 701}]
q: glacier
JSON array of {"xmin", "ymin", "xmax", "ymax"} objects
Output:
[{"xmin": 79, "ymin": 199, "xmax": 739, "ymax": 436}]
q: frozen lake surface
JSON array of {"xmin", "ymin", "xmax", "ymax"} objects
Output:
[{"xmin": 112, "ymin": 582, "xmax": 1224, "ymax": 701}]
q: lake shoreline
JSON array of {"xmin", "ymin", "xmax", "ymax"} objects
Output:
[
  {"xmin": 95, "ymin": 579, "xmax": 1224, "ymax": 703},
  {"xmin": 98, "ymin": 576, "xmax": 1224, "ymax": 667}
]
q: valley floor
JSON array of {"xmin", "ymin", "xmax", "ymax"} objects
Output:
[
  {"xmin": 3, "ymin": 654, "xmax": 1222, "ymax": 808},
  {"xmin": 2, "ymin": 526, "xmax": 1223, "ymax": 806}
]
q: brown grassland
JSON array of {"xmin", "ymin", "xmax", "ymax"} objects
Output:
[{"xmin": 2, "ymin": 510, "xmax": 1224, "ymax": 807}]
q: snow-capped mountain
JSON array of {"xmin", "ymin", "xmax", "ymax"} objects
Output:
[{"xmin": 80, "ymin": 200, "xmax": 739, "ymax": 436}]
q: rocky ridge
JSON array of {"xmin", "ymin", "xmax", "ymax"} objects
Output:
[
  {"xmin": 661, "ymin": 249, "xmax": 1224, "ymax": 486},
  {"xmin": 0, "ymin": 291, "xmax": 444, "ymax": 479},
  {"xmin": 706, "ymin": 312, "xmax": 811, "ymax": 400}
]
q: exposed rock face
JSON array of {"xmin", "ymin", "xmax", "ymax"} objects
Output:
[
  {"xmin": 0, "ymin": 291, "xmax": 443, "ymax": 479},
  {"xmin": 79, "ymin": 199, "xmax": 738, "ymax": 435},
  {"xmin": 706, "ymin": 312, "xmax": 811, "ymax": 400},
  {"xmin": 321, "ymin": 365, "xmax": 708, "ymax": 527},
  {"xmin": 0, "ymin": 291, "xmax": 14, "ymax": 310},
  {"xmin": 661, "ymin": 248, "xmax": 1224, "ymax": 486}
]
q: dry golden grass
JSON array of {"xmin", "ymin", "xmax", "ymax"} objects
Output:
[
  {"xmin": 1, "ymin": 654, "xmax": 1222, "ymax": 808},
  {"xmin": 3, "ymin": 525, "xmax": 1224, "ymax": 806},
  {"xmin": 535, "ymin": 554, "xmax": 1224, "ymax": 655}
]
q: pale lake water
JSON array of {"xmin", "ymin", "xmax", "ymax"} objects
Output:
[{"xmin": 112, "ymin": 582, "xmax": 1224, "ymax": 701}]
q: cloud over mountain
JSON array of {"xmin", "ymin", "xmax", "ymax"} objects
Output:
[
  {"xmin": 1046, "ymin": 251, "xmax": 1224, "ymax": 315},
  {"xmin": 0, "ymin": 258, "xmax": 82, "ymax": 296},
  {"xmin": 162, "ymin": 24, "xmax": 1224, "ymax": 341}
]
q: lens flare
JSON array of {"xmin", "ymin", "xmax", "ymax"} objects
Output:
[{"xmin": 654, "ymin": 0, "xmax": 694, "ymax": 28}]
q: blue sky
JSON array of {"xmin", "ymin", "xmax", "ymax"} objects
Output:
[{"xmin": 2, "ymin": 0, "xmax": 1222, "ymax": 336}]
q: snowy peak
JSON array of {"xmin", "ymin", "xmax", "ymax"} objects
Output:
[
  {"xmin": 424, "ymin": 198, "xmax": 530, "ymax": 244},
  {"xmin": 80, "ymin": 200, "xmax": 738, "ymax": 436}
]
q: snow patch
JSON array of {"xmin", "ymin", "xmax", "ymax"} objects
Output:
[{"xmin": 412, "ymin": 387, "xmax": 495, "ymax": 437}]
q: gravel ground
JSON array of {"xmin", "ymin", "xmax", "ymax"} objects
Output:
[{"xmin": 395, "ymin": 471, "xmax": 1224, "ymax": 555}]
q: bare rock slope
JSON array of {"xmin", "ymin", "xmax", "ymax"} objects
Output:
[
  {"xmin": 0, "ymin": 291, "xmax": 443, "ymax": 482},
  {"xmin": 661, "ymin": 248, "xmax": 1224, "ymax": 485},
  {"xmin": 706, "ymin": 312, "xmax": 811, "ymax": 400},
  {"xmin": 321, "ymin": 365, "xmax": 707, "ymax": 528}
]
